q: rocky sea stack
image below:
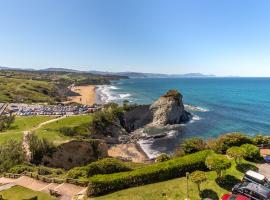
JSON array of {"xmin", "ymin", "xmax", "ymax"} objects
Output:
[
  {"xmin": 123, "ymin": 89, "xmax": 191, "ymax": 132},
  {"xmin": 149, "ymin": 90, "xmax": 190, "ymax": 126}
]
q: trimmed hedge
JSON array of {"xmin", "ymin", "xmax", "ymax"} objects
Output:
[{"xmin": 87, "ymin": 150, "xmax": 212, "ymax": 196}]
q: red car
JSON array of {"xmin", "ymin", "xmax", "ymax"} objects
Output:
[{"xmin": 221, "ymin": 194, "xmax": 251, "ymax": 200}]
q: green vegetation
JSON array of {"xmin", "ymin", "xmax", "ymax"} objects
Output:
[
  {"xmin": 0, "ymin": 69, "xmax": 126, "ymax": 103},
  {"xmin": 0, "ymin": 140, "xmax": 26, "ymax": 171},
  {"xmin": 67, "ymin": 158, "xmax": 132, "ymax": 180},
  {"xmin": 190, "ymin": 171, "xmax": 207, "ymax": 192},
  {"xmin": 34, "ymin": 115, "xmax": 92, "ymax": 145},
  {"xmin": 93, "ymin": 162, "xmax": 248, "ymax": 200},
  {"xmin": 0, "ymin": 186, "xmax": 56, "ymax": 200},
  {"xmin": 155, "ymin": 153, "xmax": 170, "ymax": 162},
  {"xmin": 181, "ymin": 137, "xmax": 207, "ymax": 154},
  {"xmin": 241, "ymin": 144, "xmax": 261, "ymax": 161},
  {"xmin": 0, "ymin": 116, "xmax": 53, "ymax": 144},
  {"xmin": 205, "ymin": 154, "xmax": 231, "ymax": 179},
  {"xmin": 87, "ymin": 150, "xmax": 211, "ymax": 196},
  {"xmin": 0, "ymin": 116, "xmax": 14, "ymax": 132},
  {"xmin": 226, "ymin": 147, "xmax": 245, "ymax": 164}
]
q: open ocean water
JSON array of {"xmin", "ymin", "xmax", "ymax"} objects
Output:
[{"xmin": 96, "ymin": 78, "xmax": 270, "ymax": 158}]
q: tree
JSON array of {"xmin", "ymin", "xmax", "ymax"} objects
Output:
[
  {"xmin": 205, "ymin": 154, "xmax": 231, "ymax": 178},
  {"xmin": 241, "ymin": 144, "xmax": 261, "ymax": 161},
  {"xmin": 181, "ymin": 137, "xmax": 207, "ymax": 154},
  {"xmin": 226, "ymin": 146, "xmax": 245, "ymax": 164},
  {"xmin": 0, "ymin": 140, "xmax": 26, "ymax": 171},
  {"xmin": 27, "ymin": 134, "xmax": 55, "ymax": 165},
  {"xmin": 0, "ymin": 115, "xmax": 15, "ymax": 131},
  {"xmin": 190, "ymin": 171, "xmax": 207, "ymax": 192}
]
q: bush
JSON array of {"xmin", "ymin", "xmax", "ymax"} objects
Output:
[
  {"xmin": 241, "ymin": 144, "xmax": 261, "ymax": 161},
  {"xmin": 155, "ymin": 153, "xmax": 170, "ymax": 162},
  {"xmin": 87, "ymin": 158, "xmax": 131, "ymax": 177},
  {"xmin": 87, "ymin": 150, "xmax": 211, "ymax": 196},
  {"xmin": 226, "ymin": 147, "xmax": 245, "ymax": 164},
  {"xmin": 190, "ymin": 171, "xmax": 207, "ymax": 192},
  {"xmin": 0, "ymin": 115, "xmax": 15, "ymax": 131},
  {"xmin": 252, "ymin": 135, "xmax": 270, "ymax": 146},
  {"xmin": 9, "ymin": 164, "xmax": 35, "ymax": 174},
  {"xmin": 207, "ymin": 133, "xmax": 252, "ymax": 153},
  {"xmin": 67, "ymin": 167, "xmax": 88, "ymax": 179},
  {"xmin": 59, "ymin": 127, "xmax": 76, "ymax": 136},
  {"xmin": 181, "ymin": 137, "xmax": 207, "ymax": 154},
  {"xmin": 38, "ymin": 166, "xmax": 53, "ymax": 175},
  {"xmin": 205, "ymin": 153, "xmax": 231, "ymax": 178}
]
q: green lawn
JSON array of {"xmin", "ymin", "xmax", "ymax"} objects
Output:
[
  {"xmin": 93, "ymin": 162, "xmax": 251, "ymax": 200},
  {"xmin": 34, "ymin": 115, "xmax": 93, "ymax": 145},
  {"xmin": 0, "ymin": 186, "xmax": 56, "ymax": 200},
  {"xmin": 0, "ymin": 116, "xmax": 53, "ymax": 144}
]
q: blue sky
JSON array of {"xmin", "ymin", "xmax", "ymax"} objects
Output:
[{"xmin": 1, "ymin": 0, "xmax": 270, "ymax": 76}]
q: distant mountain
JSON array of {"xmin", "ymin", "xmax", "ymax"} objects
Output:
[
  {"xmin": 40, "ymin": 68, "xmax": 82, "ymax": 73},
  {"xmin": 0, "ymin": 66, "xmax": 216, "ymax": 78},
  {"xmin": 89, "ymin": 71, "xmax": 215, "ymax": 78}
]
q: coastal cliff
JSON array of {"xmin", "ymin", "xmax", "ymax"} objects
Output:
[{"xmin": 149, "ymin": 90, "xmax": 190, "ymax": 126}]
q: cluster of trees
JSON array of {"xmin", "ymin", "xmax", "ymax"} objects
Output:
[
  {"xmin": 0, "ymin": 115, "xmax": 15, "ymax": 131},
  {"xmin": 177, "ymin": 133, "xmax": 267, "ymax": 160}
]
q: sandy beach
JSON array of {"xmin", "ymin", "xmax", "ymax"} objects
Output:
[
  {"xmin": 68, "ymin": 85, "xmax": 96, "ymax": 105},
  {"xmin": 108, "ymin": 143, "xmax": 149, "ymax": 163}
]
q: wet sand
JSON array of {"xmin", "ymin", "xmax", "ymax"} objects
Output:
[
  {"xmin": 68, "ymin": 85, "xmax": 96, "ymax": 105},
  {"xmin": 108, "ymin": 143, "xmax": 149, "ymax": 163}
]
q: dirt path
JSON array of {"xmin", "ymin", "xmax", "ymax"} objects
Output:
[{"xmin": 23, "ymin": 116, "xmax": 67, "ymax": 161}]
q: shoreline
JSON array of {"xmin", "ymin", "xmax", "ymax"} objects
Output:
[{"xmin": 67, "ymin": 85, "xmax": 96, "ymax": 106}]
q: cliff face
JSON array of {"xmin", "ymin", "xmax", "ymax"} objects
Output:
[
  {"xmin": 123, "ymin": 90, "xmax": 190, "ymax": 131},
  {"xmin": 149, "ymin": 90, "xmax": 190, "ymax": 126},
  {"xmin": 42, "ymin": 140, "xmax": 108, "ymax": 170}
]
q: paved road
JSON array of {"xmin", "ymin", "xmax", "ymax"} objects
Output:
[{"xmin": 258, "ymin": 163, "xmax": 270, "ymax": 179}]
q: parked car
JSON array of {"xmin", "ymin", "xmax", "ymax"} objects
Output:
[
  {"xmin": 232, "ymin": 182, "xmax": 270, "ymax": 200},
  {"xmin": 243, "ymin": 170, "xmax": 270, "ymax": 190},
  {"xmin": 221, "ymin": 194, "xmax": 251, "ymax": 200},
  {"xmin": 265, "ymin": 155, "xmax": 270, "ymax": 163}
]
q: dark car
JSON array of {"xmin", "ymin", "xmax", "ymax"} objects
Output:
[
  {"xmin": 232, "ymin": 182, "xmax": 270, "ymax": 200},
  {"xmin": 265, "ymin": 155, "xmax": 270, "ymax": 163},
  {"xmin": 221, "ymin": 194, "xmax": 251, "ymax": 200}
]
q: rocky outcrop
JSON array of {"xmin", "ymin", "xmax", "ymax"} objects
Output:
[
  {"xmin": 149, "ymin": 90, "xmax": 190, "ymax": 126},
  {"xmin": 42, "ymin": 140, "xmax": 108, "ymax": 170}
]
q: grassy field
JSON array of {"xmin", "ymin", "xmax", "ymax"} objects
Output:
[
  {"xmin": 0, "ymin": 77, "xmax": 58, "ymax": 103},
  {"xmin": 34, "ymin": 115, "xmax": 93, "ymax": 145},
  {"xmin": 93, "ymin": 162, "xmax": 250, "ymax": 200},
  {"xmin": 0, "ymin": 186, "xmax": 56, "ymax": 200},
  {"xmin": 0, "ymin": 116, "xmax": 53, "ymax": 144}
]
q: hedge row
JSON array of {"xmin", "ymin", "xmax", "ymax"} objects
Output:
[{"xmin": 87, "ymin": 150, "xmax": 212, "ymax": 196}]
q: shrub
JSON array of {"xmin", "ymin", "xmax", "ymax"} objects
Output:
[
  {"xmin": 38, "ymin": 166, "xmax": 53, "ymax": 175},
  {"xmin": 87, "ymin": 158, "xmax": 131, "ymax": 177},
  {"xmin": 207, "ymin": 133, "xmax": 252, "ymax": 153},
  {"xmin": 59, "ymin": 127, "xmax": 76, "ymax": 136},
  {"xmin": 9, "ymin": 164, "xmax": 35, "ymax": 174},
  {"xmin": 226, "ymin": 147, "xmax": 245, "ymax": 164},
  {"xmin": 252, "ymin": 135, "xmax": 270, "ymax": 146},
  {"xmin": 155, "ymin": 153, "xmax": 170, "ymax": 162},
  {"xmin": 0, "ymin": 139, "xmax": 26, "ymax": 171},
  {"xmin": 87, "ymin": 150, "xmax": 211, "ymax": 196},
  {"xmin": 241, "ymin": 144, "xmax": 261, "ymax": 161},
  {"xmin": 205, "ymin": 153, "xmax": 231, "ymax": 178},
  {"xmin": 181, "ymin": 137, "xmax": 207, "ymax": 154},
  {"xmin": 190, "ymin": 171, "xmax": 207, "ymax": 192},
  {"xmin": 67, "ymin": 167, "xmax": 88, "ymax": 179},
  {"xmin": 0, "ymin": 115, "xmax": 15, "ymax": 131}
]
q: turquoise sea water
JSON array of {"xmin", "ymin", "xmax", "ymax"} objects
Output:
[{"xmin": 98, "ymin": 78, "xmax": 270, "ymax": 156}]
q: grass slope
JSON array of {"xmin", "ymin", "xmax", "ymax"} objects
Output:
[
  {"xmin": 34, "ymin": 115, "xmax": 92, "ymax": 145},
  {"xmin": 0, "ymin": 186, "xmax": 56, "ymax": 200},
  {"xmin": 93, "ymin": 162, "xmax": 247, "ymax": 200},
  {"xmin": 0, "ymin": 116, "xmax": 53, "ymax": 144},
  {"xmin": 0, "ymin": 77, "xmax": 57, "ymax": 103}
]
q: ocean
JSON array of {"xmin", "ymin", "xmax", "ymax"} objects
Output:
[{"xmin": 96, "ymin": 78, "xmax": 270, "ymax": 158}]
